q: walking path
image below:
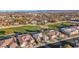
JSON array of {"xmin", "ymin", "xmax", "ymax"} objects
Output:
[
  {"xmin": 0, "ymin": 24, "xmax": 39, "ymax": 29},
  {"xmin": 0, "ymin": 21, "xmax": 67, "ymax": 29}
]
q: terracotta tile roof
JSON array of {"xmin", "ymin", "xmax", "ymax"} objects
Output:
[
  {"xmin": 2, "ymin": 38, "xmax": 13, "ymax": 46},
  {"xmin": 10, "ymin": 43, "xmax": 18, "ymax": 48},
  {"xmin": 0, "ymin": 46, "xmax": 5, "ymax": 48}
]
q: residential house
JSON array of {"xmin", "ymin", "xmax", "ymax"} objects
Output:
[
  {"xmin": 31, "ymin": 20, "xmax": 37, "ymax": 24},
  {"xmin": 47, "ymin": 30, "xmax": 60, "ymax": 39},
  {"xmin": 60, "ymin": 27, "xmax": 79, "ymax": 36},
  {"xmin": 32, "ymin": 32, "xmax": 43, "ymax": 42},
  {"xmin": 18, "ymin": 34, "xmax": 34, "ymax": 47},
  {"xmin": 1, "ymin": 38, "xmax": 15, "ymax": 47}
]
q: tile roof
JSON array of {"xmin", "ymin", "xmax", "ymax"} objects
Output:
[
  {"xmin": 10, "ymin": 43, "xmax": 18, "ymax": 48},
  {"xmin": 0, "ymin": 46, "xmax": 5, "ymax": 48},
  {"xmin": 2, "ymin": 38, "xmax": 13, "ymax": 46}
]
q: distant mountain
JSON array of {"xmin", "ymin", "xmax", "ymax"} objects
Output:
[{"xmin": 0, "ymin": 10, "xmax": 79, "ymax": 12}]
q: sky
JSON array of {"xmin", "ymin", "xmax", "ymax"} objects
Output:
[{"xmin": 0, "ymin": 0, "xmax": 78, "ymax": 10}]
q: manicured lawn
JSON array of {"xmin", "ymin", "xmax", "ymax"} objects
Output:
[
  {"xmin": 62, "ymin": 22, "xmax": 74, "ymax": 26},
  {"xmin": 0, "ymin": 25, "xmax": 41, "ymax": 36},
  {"xmin": 48, "ymin": 22, "xmax": 74, "ymax": 30}
]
